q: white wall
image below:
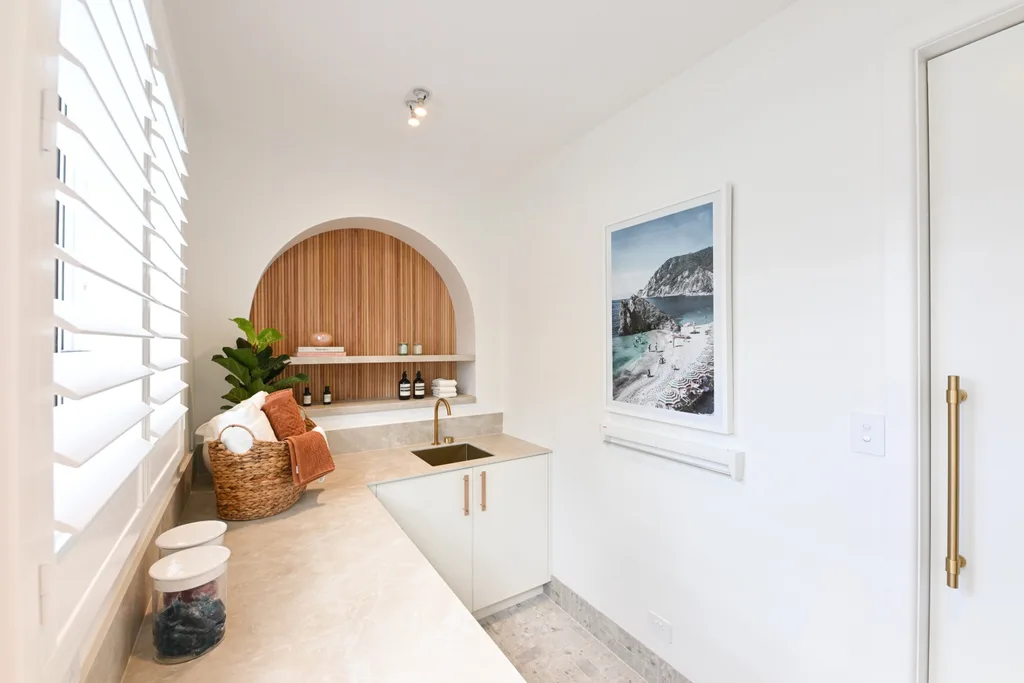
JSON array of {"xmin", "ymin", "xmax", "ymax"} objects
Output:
[
  {"xmin": 0, "ymin": 0, "xmax": 59, "ymax": 680},
  {"xmin": 184, "ymin": 121, "xmax": 506, "ymax": 430},
  {"xmin": 500, "ymin": 1, "xmax": 1018, "ymax": 682}
]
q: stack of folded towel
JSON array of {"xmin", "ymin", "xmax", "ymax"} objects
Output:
[{"xmin": 432, "ymin": 379, "xmax": 458, "ymax": 399}]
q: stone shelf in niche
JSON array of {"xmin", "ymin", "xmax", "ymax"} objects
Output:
[
  {"xmin": 287, "ymin": 354, "xmax": 475, "ymax": 366},
  {"xmin": 302, "ymin": 394, "xmax": 477, "ymax": 417}
]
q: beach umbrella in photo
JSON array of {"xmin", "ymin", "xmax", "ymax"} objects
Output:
[{"xmin": 657, "ymin": 385, "xmax": 680, "ymax": 409}]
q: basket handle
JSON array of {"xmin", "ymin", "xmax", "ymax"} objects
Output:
[{"xmin": 216, "ymin": 424, "xmax": 256, "ymax": 441}]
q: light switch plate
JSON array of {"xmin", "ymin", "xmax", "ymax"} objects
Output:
[
  {"xmin": 648, "ymin": 611, "xmax": 672, "ymax": 644},
  {"xmin": 851, "ymin": 413, "xmax": 885, "ymax": 456}
]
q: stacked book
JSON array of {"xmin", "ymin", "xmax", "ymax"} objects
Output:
[{"xmin": 293, "ymin": 346, "xmax": 346, "ymax": 358}]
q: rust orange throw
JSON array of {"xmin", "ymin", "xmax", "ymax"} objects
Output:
[
  {"xmin": 261, "ymin": 391, "xmax": 306, "ymax": 439},
  {"xmin": 285, "ymin": 430, "xmax": 335, "ymax": 486}
]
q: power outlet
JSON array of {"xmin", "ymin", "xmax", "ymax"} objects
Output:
[{"xmin": 648, "ymin": 611, "xmax": 672, "ymax": 644}]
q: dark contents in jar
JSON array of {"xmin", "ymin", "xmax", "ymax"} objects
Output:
[{"xmin": 153, "ymin": 589, "xmax": 226, "ymax": 660}]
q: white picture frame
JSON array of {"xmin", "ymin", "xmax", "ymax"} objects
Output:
[{"xmin": 604, "ymin": 185, "xmax": 733, "ymax": 433}]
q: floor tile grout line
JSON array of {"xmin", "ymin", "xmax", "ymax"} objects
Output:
[{"xmin": 541, "ymin": 594, "xmax": 649, "ymax": 682}]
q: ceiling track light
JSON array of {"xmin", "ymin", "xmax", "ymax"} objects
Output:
[{"xmin": 405, "ymin": 88, "xmax": 430, "ymax": 126}]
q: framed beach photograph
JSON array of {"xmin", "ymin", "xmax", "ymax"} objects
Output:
[{"xmin": 605, "ymin": 186, "xmax": 732, "ymax": 433}]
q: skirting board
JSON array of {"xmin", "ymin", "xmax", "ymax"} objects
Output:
[{"xmin": 601, "ymin": 422, "xmax": 744, "ymax": 481}]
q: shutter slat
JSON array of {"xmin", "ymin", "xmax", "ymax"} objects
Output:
[
  {"xmin": 151, "ymin": 126, "xmax": 187, "ymax": 179},
  {"xmin": 71, "ymin": 0, "xmax": 156, "ymax": 126},
  {"xmin": 53, "ymin": 437, "xmax": 150, "ymax": 534},
  {"xmin": 147, "ymin": 355, "xmax": 187, "ymax": 371},
  {"xmin": 148, "ymin": 326, "xmax": 187, "ymax": 340},
  {"xmin": 54, "ymin": 352, "xmax": 153, "ymax": 400},
  {"xmin": 129, "ymin": 0, "xmax": 156, "ymax": 47},
  {"xmin": 152, "ymin": 130, "xmax": 187, "ymax": 185},
  {"xmin": 56, "ymin": 182, "xmax": 151, "ymax": 262},
  {"xmin": 153, "ymin": 160, "xmax": 187, "ymax": 202},
  {"xmin": 150, "ymin": 402, "xmax": 188, "ymax": 438},
  {"xmin": 150, "ymin": 379, "xmax": 187, "ymax": 405},
  {"xmin": 149, "ymin": 186, "xmax": 186, "ymax": 227},
  {"xmin": 145, "ymin": 256, "xmax": 183, "ymax": 285},
  {"xmin": 57, "ymin": 117, "xmax": 149, "ymax": 217},
  {"xmin": 54, "ymin": 399, "xmax": 152, "ymax": 467},
  {"xmin": 109, "ymin": 0, "xmax": 156, "ymax": 89},
  {"xmin": 58, "ymin": 50, "xmax": 150, "ymax": 164},
  {"xmin": 148, "ymin": 199, "xmax": 186, "ymax": 247},
  {"xmin": 152, "ymin": 89, "xmax": 187, "ymax": 154},
  {"xmin": 147, "ymin": 298, "xmax": 187, "ymax": 317},
  {"xmin": 54, "ymin": 299, "xmax": 151, "ymax": 338},
  {"xmin": 149, "ymin": 267, "xmax": 187, "ymax": 294},
  {"xmin": 56, "ymin": 244, "xmax": 154, "ymax": 303}
]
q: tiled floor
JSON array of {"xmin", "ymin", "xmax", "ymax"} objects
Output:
[{"xmin": 480, "ymin": 594, "xmax": 645, "ymax": 683}]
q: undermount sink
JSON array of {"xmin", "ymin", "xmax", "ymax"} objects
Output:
[{"xmin": 411, "ymin": 443, "xmax": 496, "ymax": 467}]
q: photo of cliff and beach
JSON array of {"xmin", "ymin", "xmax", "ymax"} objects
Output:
[{"xmin": 609, "ymin": 201, "xmax": 716, "ymax": 416}]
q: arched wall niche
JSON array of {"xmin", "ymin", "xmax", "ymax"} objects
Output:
[{"xmin": 249, "ymin": 217, "xmax": 476, "ymax": 403}]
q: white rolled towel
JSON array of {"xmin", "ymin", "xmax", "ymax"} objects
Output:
[
  {"xmin": 433, "ymin": 390, "xmax": 457, "ymax": 398},
  {"xmin": 432, "ymin": 379, "xmax": 457, "ymax": 387},
  {"xmin": 220, "ymin": 426, "xmax": 255, "ymax": 455}
]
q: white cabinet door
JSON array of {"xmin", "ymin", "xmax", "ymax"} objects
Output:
[
  {"xmin": 928, "ymin": 23, "xmax": 1024, "ymax": 683},
  {"xmin": 375, "ymin": 470, "xmax": 474, "ymax": 608},
  {"xmin": 471, "ymin": 454, "xmax": 549, "ymax": 611}
]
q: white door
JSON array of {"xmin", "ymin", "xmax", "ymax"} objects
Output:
[
  {"xmin": 472, "ymin": 454, "xmax": 549, "ymax": 611},
  {"xmin": 375, "ymin": 470, "xmax": 474, "ymax": 608},
  {"xmin": 928, "ymin": 21, "xmax": 1024, "ymax": 682}
]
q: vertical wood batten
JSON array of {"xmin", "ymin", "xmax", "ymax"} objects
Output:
[{"xmin": 250, "ymin": 229, "xmax": 457, "ymax": 402}]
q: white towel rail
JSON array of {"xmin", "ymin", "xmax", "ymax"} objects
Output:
[{"xmin": 601, "ymin": 422, "xmax": 744, "ymax": 481}]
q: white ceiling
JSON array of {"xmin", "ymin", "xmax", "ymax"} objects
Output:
[{"xmin": 163, "ymin": 0, "xmax": 795, "ymax": 190}]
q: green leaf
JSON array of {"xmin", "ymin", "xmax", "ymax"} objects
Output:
[
  {"xmin": 267, "ymin": 375, "xmax": 304, "ymax": 392},
  {"xmin": 218, "ymin": 318, "xmax": 303, "ymax": 403},
  {"xmin": 221, "ymin": 387, "xmax": 250, "ymax": 404},
  {"xmin": 256, "ymin": 327, "xmax": 283, "ymax": 350},
  {"xmin": 223, "ymin": 346, "xmax": 259, "ymax": 370},
  {"xmin": 212, "ymin": 355, "xmax": 251, "ymax": 383},
  {"xmin": 230, "ymin": 318, "xmax": 258, "ymax": 347}
]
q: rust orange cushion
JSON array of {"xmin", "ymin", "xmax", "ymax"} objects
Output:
[
  {"xmin": 264, "ymin": 389, "xmax": 294, "ymax": 405},
  {"xmin": 261, "ymin": 391, "xmax": 306, "ymax": 440}
]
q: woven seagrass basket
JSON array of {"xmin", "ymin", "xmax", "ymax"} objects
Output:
[{"xmin": 207, "ymin": 415, "xmax": 317, "ymax": 521}]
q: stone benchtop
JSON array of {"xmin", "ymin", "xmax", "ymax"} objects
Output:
[{"xmin": 123, "ymin": 433, "xmax": 550, "ymax": 683}]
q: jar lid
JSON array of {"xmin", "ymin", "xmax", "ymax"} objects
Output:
[
  {"xmin": 155, "ymin": 520, "xmax": 228, "ymax": 550},
  {"xmin": 149, "ymin": 545, "xmax": 231, "ymax": 591}
]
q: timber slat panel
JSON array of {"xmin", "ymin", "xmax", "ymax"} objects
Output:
[{"xmin": 250, "ymin": 229, "xmax": 457, "ymax": 402}]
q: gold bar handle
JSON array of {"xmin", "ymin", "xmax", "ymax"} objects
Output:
[
  {"xmin": 946, "ymin": 375, "xmax": 968, "ymax": 589},
  {"xmin": 463, "ymin": 474, "xmax": 470, "ymax": 516},
  {"xmin": 480, "ymin": 471, "xmax": 487, "ymax": 512}
]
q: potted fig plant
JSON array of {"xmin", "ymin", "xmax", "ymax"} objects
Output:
[{"xmin": 212, "ymin": 317, "xmax": 309, "ymax": 409}]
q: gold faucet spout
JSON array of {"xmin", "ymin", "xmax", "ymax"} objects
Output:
[{"xmin": 432, "ymin": 398, "xmax": 452, "ymax": 446}]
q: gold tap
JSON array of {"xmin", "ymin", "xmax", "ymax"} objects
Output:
[{"xmin": 432, "ymin": 397, "xmax": 452, "ymax": 445}]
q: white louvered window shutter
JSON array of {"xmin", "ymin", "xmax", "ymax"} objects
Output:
[{"xmin": 52, "ymin": 0, "xmax": 188, "ymax": 559}]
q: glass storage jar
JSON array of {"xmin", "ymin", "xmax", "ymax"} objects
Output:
[
  {"xmin": 155, "ymin": 520, "xmax": 228, "ymax": 558},
  {"xmin": 149, "ymin": 545, "xmax": 231, "ymax": 664}
]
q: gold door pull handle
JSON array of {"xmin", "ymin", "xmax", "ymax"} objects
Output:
[
  {"xmin": 463, "ymin": 474, "xmax": 470, "ymax": 516},
  {"xmin": 480, "ymin": 471, "xmax": 487, "ymax": 512},
  {"xmin": 946, "ymin": 375, "xmax": 968, "ymax": 589}
]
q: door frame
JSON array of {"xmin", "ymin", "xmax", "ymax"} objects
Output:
[{"xmin": 913, "ymin": 7, "xmax": 1024, "ymax": 683}]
